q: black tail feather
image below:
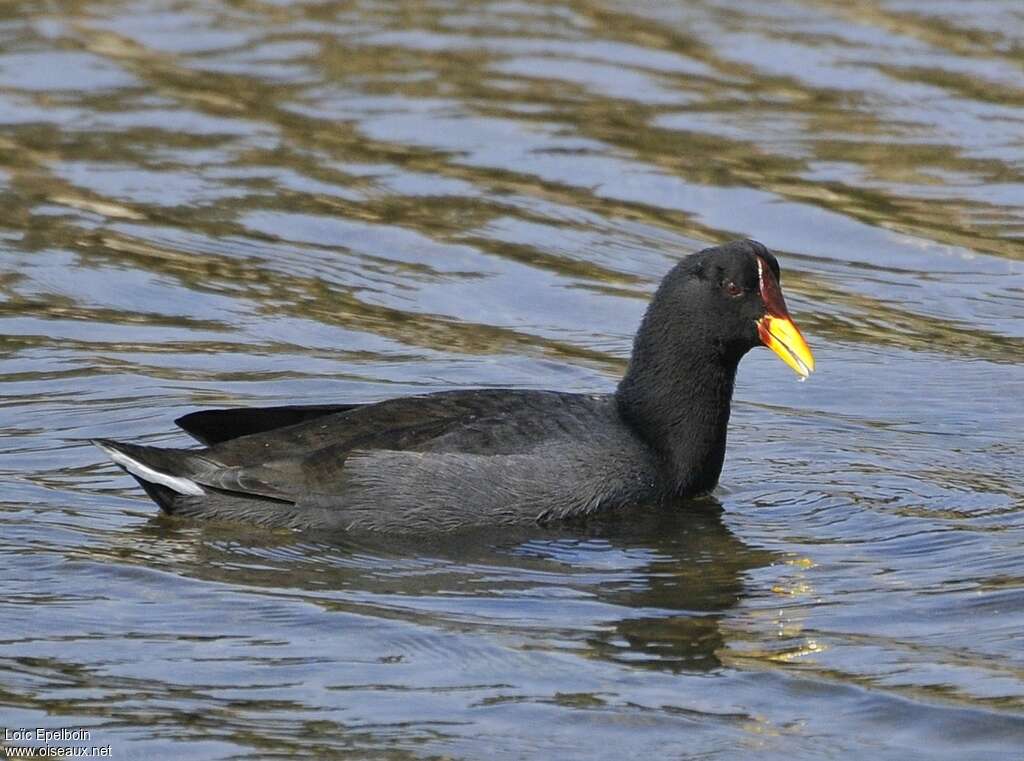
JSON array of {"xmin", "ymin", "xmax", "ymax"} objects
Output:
[
  {"xmin": 131, "ymin": 476, "xmax": 180, "ymax": 512},
  {"xmin": 94, "ymin": 438, "xmax": 300, "ymax": 525}
]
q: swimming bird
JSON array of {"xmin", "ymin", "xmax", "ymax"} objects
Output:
[{"xmin": 94, "ymin": 239, "xmax": 814, "ymax": 532}]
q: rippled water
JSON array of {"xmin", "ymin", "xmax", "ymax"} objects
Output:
[{"xmin": 2, "ymin": 1, "xmax": 1023, "ymax": 758}]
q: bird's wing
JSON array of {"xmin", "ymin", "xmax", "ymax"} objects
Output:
[
  {"xmin": 175, "ymin": 404, "xmax": 361, "ymax": 445},
  {"xmin": 204, "ymin": 389, "xmax": 612, "ymax": 466}
]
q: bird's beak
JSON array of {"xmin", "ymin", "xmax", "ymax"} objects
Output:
[{"xmin": 755, "ymin": 257, "xmax": 815, "ymax": 378}]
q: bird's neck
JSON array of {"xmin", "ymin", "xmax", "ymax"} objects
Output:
[{"xmin": 615, "ymin": 346, "xmax": 738, "ymax": 498}]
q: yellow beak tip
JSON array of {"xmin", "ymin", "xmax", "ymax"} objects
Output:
[{"xmin": 758, "ymin": 316, "xmax": 815, "ymax": 380}]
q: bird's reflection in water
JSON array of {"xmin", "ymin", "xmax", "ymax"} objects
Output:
[
  {"xmin": 572, "ymin": 504, "xmax": 776, "ymax": 673},
  {"xmin": 129, "ymin": 499, "xmax": 776, "ymax": 674}
]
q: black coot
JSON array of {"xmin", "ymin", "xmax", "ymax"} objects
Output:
[{"xmin": 94, "ymin": 239, "xmax": 814, "ymax": 532}]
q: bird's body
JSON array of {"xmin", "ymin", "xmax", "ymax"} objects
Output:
[
  {"xmin": 95, "ymin": 240, "xmax": 814, "ymax": 532},
  {"xmin": 100, "ymin": 391, "xmax": 661, "ymax": 531}
]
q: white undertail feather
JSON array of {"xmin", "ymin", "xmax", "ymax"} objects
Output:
[{"xmin": 97, "ymin": 443, "xmax": 205, "ymax": 496}]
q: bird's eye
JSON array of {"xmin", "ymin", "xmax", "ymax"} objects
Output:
[{"xmin": 724, "ymin": 281, "xmax": 743, "ymax": 297}]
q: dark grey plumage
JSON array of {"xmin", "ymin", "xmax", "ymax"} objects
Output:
[{"xmin": 94, "ymin": 239, "xmax": 805, "ymax": 533}]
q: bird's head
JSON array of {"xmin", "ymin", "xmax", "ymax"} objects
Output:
[{"xmin": 638, "ymin": 239, "xmax": 815, "ymax": 378}]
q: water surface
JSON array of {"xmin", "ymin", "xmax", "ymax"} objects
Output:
[{"xmin": 2, "ymin": 1, "xmax": 1023, "ymax": 758}]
